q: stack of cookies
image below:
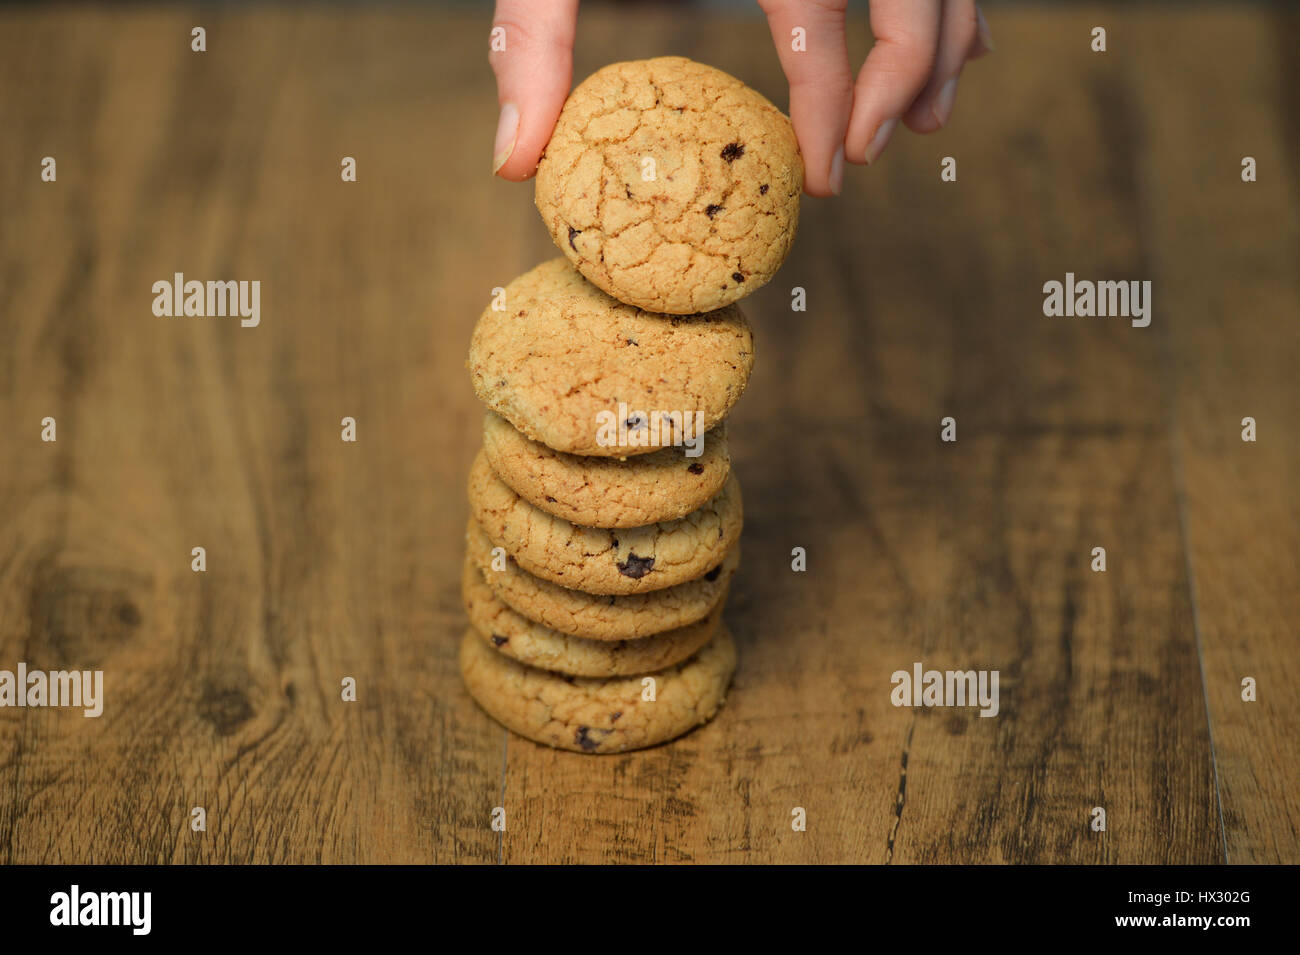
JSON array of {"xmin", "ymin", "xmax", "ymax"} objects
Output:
[{"xmin": 460, "ymin": 57, "xmax": 801, "ymax": 753}]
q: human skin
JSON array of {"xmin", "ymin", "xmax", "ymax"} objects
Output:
[{"xmin": 488, "ymin": 0, "xmax": 994, "ymax": 197}]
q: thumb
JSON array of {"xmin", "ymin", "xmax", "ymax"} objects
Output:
[{"xmin": 489, "ymin": 0, "xmax": 579, "ymax": 181}]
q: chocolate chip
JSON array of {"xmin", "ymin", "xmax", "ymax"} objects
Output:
[
  {"xmin": 545, "ymin": 495, "xmax": 557, "ymax": 503},
  {"xmin": 491, "ymin": 635, "xmax": 508, "ymax": 647},
  {"xmin": 625, "ymin": 186, "xmax": 633, "ymax": 199},
  {"xmin": 705, "ymin": 203, "xmax": 723, "ymax": 218},
  {"xmin": 567, "ymin": 226, "xmax": 581, "ymax": 251},
  {"xmin": 625, "ymin": 415, "xmax": 645, "ymax": 429},
  {"xmin": 626, "ymin": 338, "xmax": 638, "ymax": 346},
  {"xmin": 732, "ymin": 272, "xmax": 745, "ymax": 283},
  {"xmin": 721, "ymin": 142, "xmax": 745, "ymax": 162},
  {"xmin": 610, "ymin": 711, "xmax": 622, "ymax": 722},
  {"xmin": 688, "ymin": 462, "xmax": 704, "ymax": 474},
  {"xmin": 617, "ymin": 554, "xmax": 655, "ymax": 579},
  {"xmin": 704, "ymin": 565, "xmax": 722, "ymax": 582},
  {"xmin": 759, "ymin": 183, "xmax": 769, "ymax": 195},
  {"xmin": 575, "ymin": 726, "xmax": 603, "ymax": 751}
]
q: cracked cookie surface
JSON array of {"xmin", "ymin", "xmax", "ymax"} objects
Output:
[
  {"xmin": 459, "ymin": 622, "xmax": 736, "ymax": 754},
  {"xmin": 462, "ymin": 558, "xmax": 722, "ymax": 677},
  {"xmin": 482, "ymin": 411, "xmax": 730, "ymax": 528},
  {"xmin": 466, "ymin": 518, "xmax": 737, "ymax": 640},
  {"xmin": 535, "ymin": 56, "xmax": 802, "ymax": 314},
  {"xmin": 469, "ymin": 448, "xmax": 742, "ymax": 595},
  {"xmin": 468, "ymin": 258, "xmax": 753, "ymax": 456}
]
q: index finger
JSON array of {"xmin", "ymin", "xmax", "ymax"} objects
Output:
[{"xmin": 759, "ymin": 0, "xmax": 854, "ymax": 196}]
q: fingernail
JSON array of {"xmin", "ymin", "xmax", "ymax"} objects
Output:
[
  {"xmin": 976, "ymin": 7, "xmax": 995, "ymax": 53},
  {"xmin": 492, "ymin": 102, "xmax": 519, "ymax": 174},
  {"xmin": 932, "ymin": 77, "xmax": 959, "ymax": 128},
  {"xmin": 828, "ymin": 146, "xmax": 845, "ymax": 195},
  {"xmin": 863, "ymin": 117, "xmax": 898, "ymax": 165}
]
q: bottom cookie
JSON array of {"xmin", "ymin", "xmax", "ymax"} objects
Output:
[{"xmin": 459, "ymin": 624, "xmax": 737, "ymax": 754}]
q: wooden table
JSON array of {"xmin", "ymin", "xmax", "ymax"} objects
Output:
[{"xmin": 1, "ymin": 3, "xmax": 1295, "ymax": 864}]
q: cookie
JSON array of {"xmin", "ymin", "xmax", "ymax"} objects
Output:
[
  {"xmin": 459, "ymin": 623, "xmax": 737, "ymax": 754},
  {"xmin": 466, "ymin": 518, "xmax": 737, "ymax": 641},
  {"xmin": 462, "ymin": 558, "xmax": 722, "ymax": 677},
  {"xmin": 534, "ymin": 56, "xmax": 802, "ymax": 314},
  {"xmin": 468, "ymin": 448, "xmax": 743, "ymax": 595},
  {"xmin": 468, "ymin": 258, "xmax": 753, "ymax": 457},
  {"xmin": 482, "ymin": 411, "xmax": 730, "ymax": 529}
]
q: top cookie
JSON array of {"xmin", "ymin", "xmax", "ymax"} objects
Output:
[
  {"xmin": 468, "ymin": 258, "xmax": 753, "ymax": 457},
  {"xmin": 535, "ymin": 56, "xmax": 802, "ymax": 314}
]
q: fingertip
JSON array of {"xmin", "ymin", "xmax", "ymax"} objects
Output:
[
  {"xmin": 847, "ymin": 116, "xmax": 898, "ymax": 166},
  {"xmin": 490, "ymin": 62, "xmax": 571, "ymax": 179},
  {"xmin": 933, "ymin": 75, "xmax": 959, "ymax": 126},
  {"xmin": 493, "ymin": 142, "xmax": 544, "ymax": 181},
  {"xmin": 787, "ymin": 80, "xmax": 854, "ymax": 195},
  {"xmin": 795, "ymin": 141, "xmax": 842, "ymax": 197},
  {"xmin": 492, "ymin": 102, "xmax": 520, "ymax": 176},
  {"xmin": 974, "ymin": 5, "xmax": 995, "ymax": 55},
  {"xmin": 493, "ymin": 157, "xmax": 536, "ymax": 182},
  {"xmin": 901, "ymin": 111, "xmax": 939, "ymax": 136},
  {"xmin": 902, "ymin": 99, "xmax": 942, "ymax": 134},
  {"xmin": 495, "ymin": 104, "xmax": 563, "ymax": 180},
  {"xmin": 902, "ymin": 73, "xmax": 958, "ymax": 134},
  {"xmin": 490, "ymin": 74, "xmax": 572, "ymax": 179}
]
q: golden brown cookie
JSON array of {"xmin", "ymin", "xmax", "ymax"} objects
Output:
[
  {"xmin": 466, "ymin": 518, "xmax": 737, "ymax": 641},
  {"xmin": 482, "ymin": 411, "xmax": 730, "ymax": 528},
  {"xmin": 459, "ymin": 623, "xmax": 737, "ymax": 754},
  {"xmin": 535, "ymin": 56, "xmax": 802, "ymax": 314},
  {"xmin": 467, "ymin": 258, "xmax": 753, "ymax": 457},
  {"xmin": 468, "ymin": 449, "xmax": 743, "ymax": 595},
  {"xmin": 462, "ymin": 558, "xmax": 722, "ymax": 677}
]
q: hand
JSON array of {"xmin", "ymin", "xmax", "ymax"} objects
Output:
[
  {"xmin": 761, "ymin": 0, "xmax": 992, "ymax": 195},
  {"xmin": 488, "ymin": 0, "xmax": 993, "ymax": 197}
]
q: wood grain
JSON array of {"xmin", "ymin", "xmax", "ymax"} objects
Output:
[
  {"xmin": 1130, "ymin": 7, "xmax": 1300, "ymax": 864},
  {"xmin": 0, "ymin": 4, "xmax": 1294, "ymax": 864}
]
